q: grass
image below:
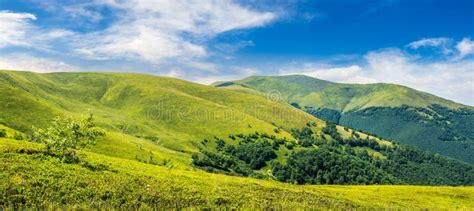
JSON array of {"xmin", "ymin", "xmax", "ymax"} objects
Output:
[{"xmin": 1, "ymin": 138, "xmax": 473, "ymax": 209}]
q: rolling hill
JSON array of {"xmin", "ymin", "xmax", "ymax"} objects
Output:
[
  {"xmin": 213, "ymin": 75, "xmax": 474, "ymax": 163},
  {"xmin": 0, "ymin": 70, "xmax": 320, "ymax": 165},
  {"xmin": 1, "ymin": 70, "xmax": 473, "ymax": 208}
]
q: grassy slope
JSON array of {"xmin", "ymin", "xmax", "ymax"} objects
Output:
[
  {"xmin": 1, "ymin": 138, "xmax": 473, "ymax": 209},
  {"xmin": 0, "ymin": 70, "xmax": 321, "ymax": 167},
  {"xmin": 215, "ymin": 75, "xmax": 470, "ymax": 112}
]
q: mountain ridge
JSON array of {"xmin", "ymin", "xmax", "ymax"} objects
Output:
[
  {"xmin": 214, "ymin": 74, "xmax": 471, "ymax": 111},
  {"xmin": 213, "ymin": 74, "xmax": 474, "ymax": 163}
]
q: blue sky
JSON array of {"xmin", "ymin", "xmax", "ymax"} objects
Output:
[{"xmin": 0, "ymin": 0, "xmax": 473, "ymax": 105}]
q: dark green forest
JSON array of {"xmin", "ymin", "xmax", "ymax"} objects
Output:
[
  {"xmin": 192, "ymin": 122, "xmax": 474, "ymax": 186},
  {"xmin": 301, "ymin": 104, "xmax": 474, "ymax": 164}
]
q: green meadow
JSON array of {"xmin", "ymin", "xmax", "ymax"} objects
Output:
[{"xmin": 2, "ymin": 138, "xmax": 473, "ymax": 209}]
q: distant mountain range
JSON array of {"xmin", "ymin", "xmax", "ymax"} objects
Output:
[{"xmin": 213, "ymin": 75, "xmax": 474, "ymax": 163}]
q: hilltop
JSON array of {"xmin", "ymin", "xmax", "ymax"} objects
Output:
[{"xmin": 213, "ymin": 75, "xmax": 468, "ymax": 111}]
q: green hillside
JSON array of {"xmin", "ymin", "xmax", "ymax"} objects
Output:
[
  {"xmin": 2, "ymin": 138, "xmax": 473, "ymax": 209},
  {"xmin": 1, "ymin": 70, "xmax": 473, "ymax": 208},
  {"xmin": 213, "ymin": 75, "xmax": 474, "ymax": 163},
  {"xmin": 0, "ymin": 70, "xmax": 320, "ymax": 164}
]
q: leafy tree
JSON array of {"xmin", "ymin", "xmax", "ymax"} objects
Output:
[
  {"xmin": 299, "ymin": 138, "xmax": 314, "ymax": 147},
  {"xmin": 32, "ymin": 114, "xmax": 105, "ymax": 160},
  {"xmin": 215, "ymin": 139, "xmax": 226, "ymax": 151},
  {"xmin": 322, "ymin": 122, "xmax": 343, "ymax": 143},
  {"xmin": 234, "ymin": 140, "xmax": 276, "ymax": 169},
  {"xmin": 291, "ymin": 126, "xmax": 313, "ymax": 139},
  {"xmin": 285, "ymin": 142, "xmax": 295, "ymax": 150}
]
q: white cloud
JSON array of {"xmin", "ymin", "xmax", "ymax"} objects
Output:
[
  {"xmin": 363, "ymin": 49, "xmax": 473, "ymax": 100},
  {"xmin": 408, "ymin": 37, "xmax": 451, "ymax": 49},
  {"xmin": 63, "ymin": 4, "xmax": 104, "ymax": 22},
  {"xmin": 1, "ymin": 1, "xmax": 276, "ymax": 72},
  {"xmin": 72, "ymin": 0, "xmax": 276, "ymax": 65},
  {"xmin": 0, "ymin": 10, "xmax": 75, "ymax": 51},
  {"xmin": 407, "ymin": 37, "xmax": 474, "ymax": 59},
  {"xmin": 0, "ymin": 54, "xmax": 78, "ymax": 73},
  {"xmin": 407, "ymin": 37, "xmax": 453, "ymax": 55},
  {"xmin": 0, "ymin": 11, "xmax": 37, "ymax": 48},
  {"xmin": 456, "ymin": 38, "xmax": 474, "ymax": 59},
  {"xmin": 280, "ymin": 47, "xmax": 474, "ymax": 105},
  {"xmin": 281, "ymin": 64, "xmax": 376, "ymax": 83},
  {"xmin": 38, "ymin": 29, "xmax": 76, "ymax": 40}
]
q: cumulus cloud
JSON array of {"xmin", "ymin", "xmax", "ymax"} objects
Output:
[
  {"xmin": 0, "ymin": 54, "xmax": 78, "ymax": 72},
  {"xmin": 0, "ymin": 10, "xmax": 75, "ymax": 51},
  {"xmin": 363, "ymin": 49, "xmax": 473, "ymax": 105},
  {"xmin": 280, "ymin": 46, "xmax": 474, "ymax": 105},
  {"xmin": 72, "ymin": 0, "xmax": 276, "ymax": 64},
  {"xmin": 0, "ymin": 11, "xmax": 37, "ymax": 48},
  {"xmin": 1, "ymin": 1, "xmax": 276, "ymax": 70}
]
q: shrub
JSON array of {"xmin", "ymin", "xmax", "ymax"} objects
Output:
[{"xmin": 32, "ymin": 114, "xmax": 105, "ymax": 161}]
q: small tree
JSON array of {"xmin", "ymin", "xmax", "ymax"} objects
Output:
[{"xmin": 32, "ymin": 114, "xmax": 105, "ymax": 160}]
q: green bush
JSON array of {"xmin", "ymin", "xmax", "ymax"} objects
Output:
[{"xmin": 31, "ymin": 114, "xmax": 105, "ymax": 160}]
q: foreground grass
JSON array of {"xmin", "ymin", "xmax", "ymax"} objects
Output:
[{"xmin": 1, "ymin": 139, "xmax": 473, "ymax": 209}]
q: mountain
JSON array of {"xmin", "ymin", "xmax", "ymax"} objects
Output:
[
  {"xmin": 213, "ymin": 75, "xmax": 474, "ymax": 163},
  {"xmin": 1, "ymin": 70, "xmax": 473, "ymax": 208}
]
